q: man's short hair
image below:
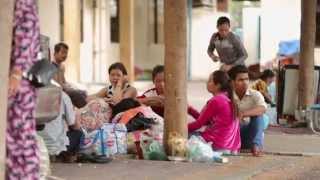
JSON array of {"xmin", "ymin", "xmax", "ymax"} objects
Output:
[
  {"xmin": 54, "ymin": 42, "xmax": 69, "ymax": 53},
  {"xmin": 228, "ymin": 65, "xmax": 249, "ymax": 80},
  {"xmin": 152, "ymin": 65, "xmax": 164, "ymax": 81},
  {"xmin": 217, "ymin": 16, "xmax": 230, "ymax": 27}
]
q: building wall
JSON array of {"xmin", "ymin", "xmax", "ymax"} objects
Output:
[
  {"xmin": 260, "ymin": 0, "xmax": 320, "ymax": 66},
  {"xmin": 38, "ymin": 0, "xmax": 60, "ymax": 58},
  {"xmin": 260, "ymin": 0, "xmax": 301, "ymax": 64},
  {"xmin": 242, "ymin": 7, "xmax": 260, "ymax": 66},
  {"xmin": 190, "ymin": 9, "xmax": 230, "ymax": 80},
  {"xmin": 39, "ymin": 1, "xmax": 320, "ymax": 82}
]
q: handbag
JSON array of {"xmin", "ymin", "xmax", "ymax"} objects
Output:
[
  {"xmin": 24, "ymin": 58, "xmax": 58, "ymax": 87},
  {"xmin": 35, "ymin": 85, "xmax": 62, "ymax": 124}
]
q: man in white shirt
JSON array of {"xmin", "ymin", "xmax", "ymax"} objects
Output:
[
  {"xmin": 38, "ymin": 92, "xmax": 81, "ymax": 162},
  {"xmin": 229, "ymin": 65, "xmax": 267, "ymax": 156}
]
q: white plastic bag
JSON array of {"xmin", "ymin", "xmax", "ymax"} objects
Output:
[
  {"xmin": 80, "ymin": 123, "xmax": 127, "ymax": 156},
  {"xmin": 186, "ymin": 135, "xmax": 221, "ymax": 162},
  {"xmin": 36, "ymin": 135, "xmax": 51, "ymax": 179}
]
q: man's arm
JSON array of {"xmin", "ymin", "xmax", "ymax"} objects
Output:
[
  {"xmin": 207, "ymin": 34, "xmax": 216, "ymax": 59},
  {"xmin": 231, "ymin": 34, "xmax": 248, "ymax": 65},
  {"xmin": 53, "ymin": 63, "xmax": 68, "ymax": 87},
  {"xmin": 137, "ymin": 96, "xmax": 164, "ymax": 107},
  {"xmin": 239, "ymin": 90, "xmax": 267, "ymax": 119},
  {"xmin": 241, "ymin": 105, "xmax": 266, "ymax": 119},
  {"xmin": 60, "ymin": 64, "xmax": 67, "ymax": 85},
  {"xmin": 62, "ymin": 92, "xmax": 80, "ymax": 130}
]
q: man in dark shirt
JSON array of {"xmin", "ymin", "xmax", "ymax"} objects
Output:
[{"xmin": 207, "ymin": 16, "xmax": 248, "ymax": 72}]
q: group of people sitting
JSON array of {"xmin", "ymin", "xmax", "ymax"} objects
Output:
[
  {"xmin": 188, "ymin": 65, "xmax": 269, "ymax": 156},
  {"xmin": 38, "ymin": 42, "xmax": 274, "ymax": 163}
]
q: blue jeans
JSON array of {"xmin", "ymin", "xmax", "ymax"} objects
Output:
[{"xmin": 240, "ymin": 116, "xmax": 265, "ymax": 149}]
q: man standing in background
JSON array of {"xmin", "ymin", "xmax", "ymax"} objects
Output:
[{"xmin": 207, "ymin": 16, "xmax": 248, "ymax": 72}]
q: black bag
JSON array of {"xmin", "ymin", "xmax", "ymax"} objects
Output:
[
  {"xmin": 63, "ymin": 87, "xmax": 88, "ymax": 108},
  {"xmin": 111, "ymin": 98, "xmax": 141, "ymax": 118},
  {"xmin": 24, "ymin": 59, "xmax": 58, "ymax": 87},
  {"xmin": 126, "ymin": 112, "xmax": 156, "ymax": 132}
]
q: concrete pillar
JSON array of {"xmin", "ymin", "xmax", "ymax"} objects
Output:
[
  {"xmin": 120, "ymin": 0, "xmax": 135, "ymax": 82},
  {"xmin": 63, "ymin": 0, "xmax": 81, "ymax": 82},
  {"xmin": 0, "ymin": 0, "xmax": 14, "ymax": 178},
  {"xmin": 163, "ymin": 0, "xmax": 188, "ymax": 155},
  {"xmin": 299, "ymin": 0, "xmax": 317, "ymax": 108},
  {"xmin": 93, "ymin": 0, "xmax": 109, "ymax": 83},
  {"xmin": 100, "ymin": 0, "xmax": 110, "ymax": 83},
  {"xmin": 92, "ymin": 0, "xmax": 99, "ymax": 82},
  {"xmin": 134, "ymin": 0, "xmax": 148, "ymax": 71}
]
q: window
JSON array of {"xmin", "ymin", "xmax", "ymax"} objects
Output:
[
  {"xmin": 148, "ymin": 0, "xmax": 164, "ymax": 44},
  {"xmin": 193, "ymin": 0, "xmax": 214, "ymax": 8},
  {"xmin": 316, "ymin": 0, "xmax": 320, "ymax": 46},
  {"xmin": 110, "ymin": 0, "xmax": 119, "ymax": 43},
  {"xmin": 59, "ymin": 0, "xmax": 64, "ymax": 41},
  {"xmin": 80, "ymin": 0, "xmax": 84, "ymax": 42}
]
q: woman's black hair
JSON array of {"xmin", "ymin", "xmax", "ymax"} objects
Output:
[
  {"xmin": 212, "ymin": 70, "xmax": 238, "ymax": 119},
  {"xmin": 260, "ymin": 69, "xmax": 275, "ymax": 80},
  {"xmin": 108, "ymin": 62, "xmax": 128, "ymax": 75}
]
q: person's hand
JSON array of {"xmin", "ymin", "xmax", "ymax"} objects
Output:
[
  {"xmin": 146, "ymin": 96, "xmax": 165, "ymax": 107},
  {"xmin": 104, "ymin": 97, "xmax": 113, "ymax": 103},
  {"xmin": 221, "ymin": 64, "xmax": 233, "ymax": 72},
  {"xmin": 8, "ymin": 74, "xmax": 22, "ymax": 97},
  {"xmin": 210, "ymin": 54, "xmax": 220, "ymax": 62},
  {"xmin": 122, "ymin": 75, "xmax": 128, "ymax": 85},
  {"xmin": 116, "ymin": 75, "xmax": 129, "ymax": 89},
  {"xmin": 104, "ymin": 97, "xmax": 117, "ymax": 105},
  {"xmin": 238, "ymin": 111, "xmax": 245, "ymax": 121}
]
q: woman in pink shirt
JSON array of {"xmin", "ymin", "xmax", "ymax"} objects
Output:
[{"xmin": 188, "ymin": 70, "xmax": 241, "ymax": 153}]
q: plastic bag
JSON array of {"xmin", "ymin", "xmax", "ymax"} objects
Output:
[
  {"xmin": 76, "ymin": 99, "xmax": 112, "ymax": 133},
  {"xmin": 80, "ymin": 128, "xmax": 109, "ymax": 156},
  {"xmin": 186, "ymin": 135, "xmax": 222, "ymax": 162},
  {"xmin": 140, "ymin": 134, "xmax": 167, "ymax": 161},
  {"xmin": 80, "ymin": 123, "xmax": 127, "ymax": 156},
  {"xmin": 114, "ymin": 123, "xmax": 128, "ymax": 154},
  {"xmin": 36, "ymin": 135, "xmax": 51, "ymax": 179}
]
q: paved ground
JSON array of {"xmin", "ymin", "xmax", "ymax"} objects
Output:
[
  {"xmin": 50, "ymin": 155, "xmax": 320, "ymax": 180},
  {"xmin": 264, "ymin": 133, "xmax": 320, "ymax": 155},
  {"xmin": 49, "ymin": 81, "xmax": 320, "ymax": 180}
]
